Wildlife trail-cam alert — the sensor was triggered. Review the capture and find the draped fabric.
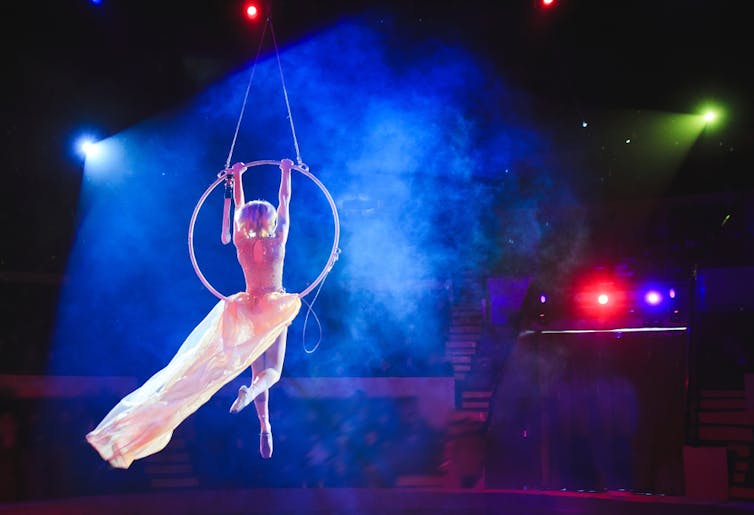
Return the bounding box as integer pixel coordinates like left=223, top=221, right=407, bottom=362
left=86, top=291, right=301, bottom=469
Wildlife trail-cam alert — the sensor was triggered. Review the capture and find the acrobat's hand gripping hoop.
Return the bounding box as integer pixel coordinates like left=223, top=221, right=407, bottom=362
left=188, top=159, right=340, bottom=301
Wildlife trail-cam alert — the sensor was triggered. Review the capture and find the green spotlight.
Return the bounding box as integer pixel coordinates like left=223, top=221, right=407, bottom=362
left=696, top=101, right=724, bottom=128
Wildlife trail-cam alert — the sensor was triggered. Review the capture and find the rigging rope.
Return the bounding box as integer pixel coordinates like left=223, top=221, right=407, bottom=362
left=269, top=18, right=304, bottom=167
left=210, top=15, right=336, bottom=353
left=224, top=17, right=270, bottom=170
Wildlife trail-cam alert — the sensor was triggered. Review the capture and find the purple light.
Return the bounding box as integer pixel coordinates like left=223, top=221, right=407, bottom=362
left=669, top=288, right=676, bottom=299
left=540, top=294, right=547, bottom=304
left=645, top=291, right=662, bottom=305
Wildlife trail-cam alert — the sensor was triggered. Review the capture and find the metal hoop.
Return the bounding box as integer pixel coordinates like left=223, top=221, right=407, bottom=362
left=188, top=159, right=340, bottom=301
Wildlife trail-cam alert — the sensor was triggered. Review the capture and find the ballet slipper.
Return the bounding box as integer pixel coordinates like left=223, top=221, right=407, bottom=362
left=260, top=431, right=273, bottom=458
left=229, top=385, right=250, bottom=413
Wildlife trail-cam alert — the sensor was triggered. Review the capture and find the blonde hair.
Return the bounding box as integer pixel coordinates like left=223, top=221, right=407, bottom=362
left=235, top=200, right=277, bottom=237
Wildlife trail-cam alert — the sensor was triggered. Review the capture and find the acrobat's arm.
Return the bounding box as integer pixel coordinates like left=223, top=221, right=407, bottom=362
left=230, top=162, right=248, bottom=208
left=277, top=159, right=293, bottom=243
left=229, top=162, right=248, bottom=245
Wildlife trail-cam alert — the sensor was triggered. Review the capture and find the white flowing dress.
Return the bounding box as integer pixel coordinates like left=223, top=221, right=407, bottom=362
left=87, top=233, right=299, bottom=469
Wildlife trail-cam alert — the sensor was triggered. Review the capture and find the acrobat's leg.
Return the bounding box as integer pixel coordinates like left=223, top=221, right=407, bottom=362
left=229, top=330, right=287, bottom=458
left=250, top=356, right=270, bottom=429
left=250, top=354, right=274, bottom=458
left=229, top=329, right=288, bottom=413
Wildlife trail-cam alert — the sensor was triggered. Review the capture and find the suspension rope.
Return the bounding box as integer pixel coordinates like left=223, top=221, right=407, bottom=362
left=269, top=17, right=303, bottom=167
left=212, top=15, right=334, bottom=353
left=224, top=17, right=270, bottom=170
left=301, top=246, right=340, bottom=354
left=300, top=295, right=323, bottom=354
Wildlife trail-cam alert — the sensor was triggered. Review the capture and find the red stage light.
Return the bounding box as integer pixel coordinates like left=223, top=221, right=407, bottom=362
left=573, top=274, right=628, bottom=320
left=542, top=0, right=556, bottom=7
left=245, top=3, right=259, bottom=19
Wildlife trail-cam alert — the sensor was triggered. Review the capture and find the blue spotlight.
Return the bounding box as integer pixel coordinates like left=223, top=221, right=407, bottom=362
left=76, top=136, right=100, bottom=159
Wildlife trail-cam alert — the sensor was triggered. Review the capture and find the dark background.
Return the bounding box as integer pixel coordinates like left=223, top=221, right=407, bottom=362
left=1, top=0, right=753, bottom=370
left=2, top=0, right=753, bottom=277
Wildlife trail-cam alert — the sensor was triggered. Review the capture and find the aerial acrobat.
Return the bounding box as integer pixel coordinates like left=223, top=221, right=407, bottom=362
left=86, top=159, right=295, bottom=467
left=86, top=157, right=340, bottom=468
left=86, top=13, right=339, bottom=469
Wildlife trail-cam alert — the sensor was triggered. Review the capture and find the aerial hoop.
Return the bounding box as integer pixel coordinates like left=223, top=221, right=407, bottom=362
left=188, top=159, right=340, bottom=301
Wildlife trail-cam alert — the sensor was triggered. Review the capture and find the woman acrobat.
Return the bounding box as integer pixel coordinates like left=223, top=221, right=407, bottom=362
left=86, top=159, right=300, bottom=468
left=227, top=158, right=294, bottom=459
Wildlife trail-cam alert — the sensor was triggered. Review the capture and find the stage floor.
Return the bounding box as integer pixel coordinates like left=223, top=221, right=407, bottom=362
left=2, top=488, right=753, bottom=515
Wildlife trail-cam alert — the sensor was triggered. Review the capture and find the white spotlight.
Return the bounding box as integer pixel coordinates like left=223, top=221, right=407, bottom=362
left=77, top=137, right=100, bottom=159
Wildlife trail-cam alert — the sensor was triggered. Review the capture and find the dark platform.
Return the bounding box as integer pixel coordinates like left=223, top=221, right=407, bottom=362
left=2, top=489, right=753, bottom=515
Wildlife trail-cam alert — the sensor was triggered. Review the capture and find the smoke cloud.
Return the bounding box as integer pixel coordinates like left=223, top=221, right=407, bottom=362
left=51, top=14, right=582, bottom=377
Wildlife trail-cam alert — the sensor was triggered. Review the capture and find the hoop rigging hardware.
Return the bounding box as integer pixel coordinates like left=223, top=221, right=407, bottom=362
left=188, top=160, right=340, bottom=301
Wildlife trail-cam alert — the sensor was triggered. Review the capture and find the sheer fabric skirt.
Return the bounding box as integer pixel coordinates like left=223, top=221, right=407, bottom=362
left=86, top=291, right=301, bottom=469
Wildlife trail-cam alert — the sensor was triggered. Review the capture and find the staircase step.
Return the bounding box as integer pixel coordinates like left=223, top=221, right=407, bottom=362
left=450, top=410, right=487, bottom=423
left=452, top=312, right=482, bottom=320
left=447, top=330, right=478, bottom=339
left=145, top=464, right=194, bottom=475
left=450, top=309, right=484, bottom=325
left=730, top=486, right=754, bottom=500
left=451, top=314, right=482, bottom=322
left=698, top=426, right=754, bottom=442
left=150, top=477, right=200, bottom=489
left=447, top=424, right=486, bottom=437
left=453, top=302, right=483, bottom=310
left=446, top=340, right=477, bottom=348
left=447, top=421, right=487, bottom=435
left=702, top=390, right=745, bottom=399
left=449, top=326, right=482, bottom=335
left=448, top=355, right=472, bottom=364
left=698, top=411, right=754, bottom=426
left=146, top=451, right=191, bottom=464
left=453, top=315, right=483, bottom=324
left=450, top=409, right=479, bottom=422
left=462, top=401, right=490, bottom=410
left=463, top=391, right=493, bottom=399
left=447, top=347, right=477, bottom=356
left=729, top=444, right=752, bottom=458
left=453, top=364, right=472, bottom=372
left=694, top=392, right=753, bottom=495
left=454, top=373, right=467, bottom=381
left=700, top=398, right=748, bottom=411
